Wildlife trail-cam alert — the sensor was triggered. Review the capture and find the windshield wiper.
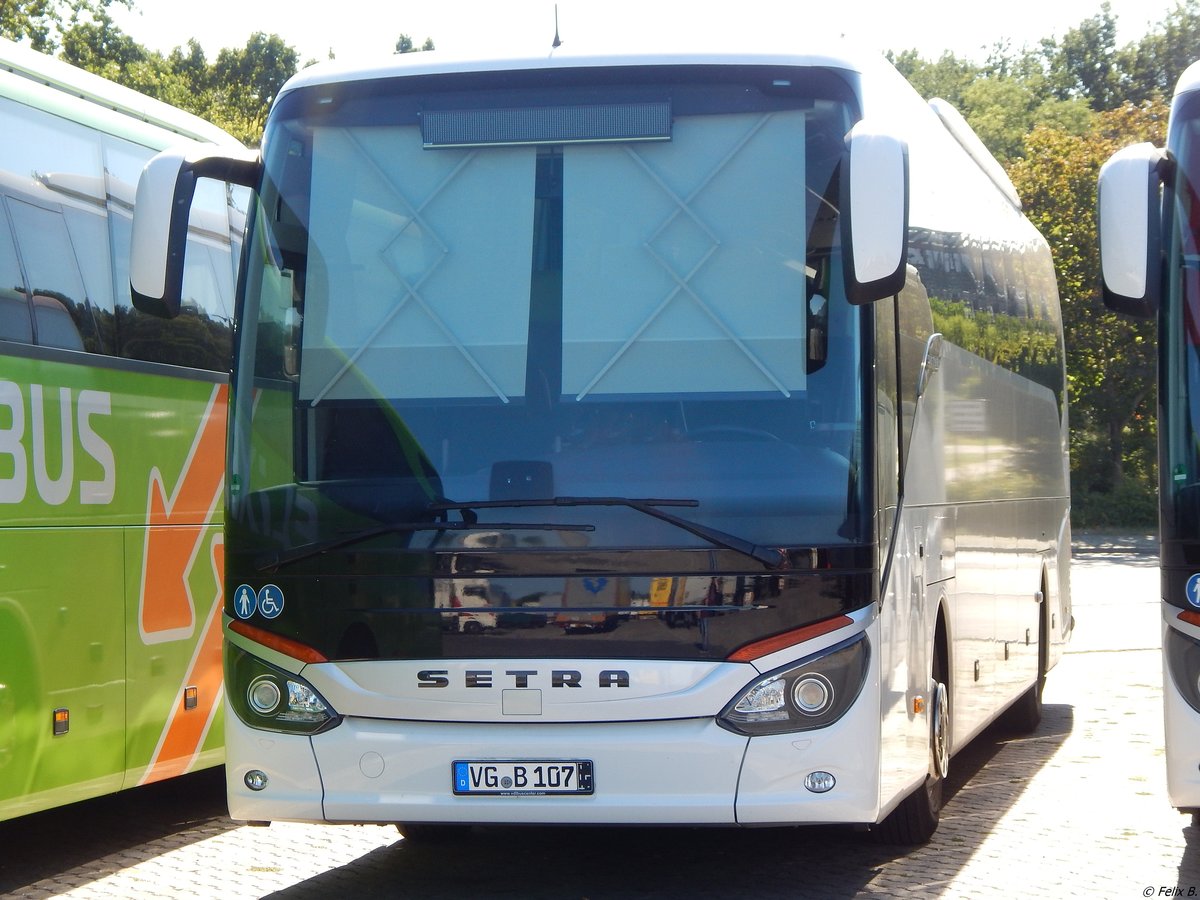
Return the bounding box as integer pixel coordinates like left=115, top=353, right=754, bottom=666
left=256, top=518, right=594, bottom=572
left=429, top=496, right=787, bottom=569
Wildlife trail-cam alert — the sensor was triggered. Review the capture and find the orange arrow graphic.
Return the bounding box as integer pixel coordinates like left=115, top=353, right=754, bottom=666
left=139, top=535, right=225, bottom=785
left=139, top=384, right=228, bottom=643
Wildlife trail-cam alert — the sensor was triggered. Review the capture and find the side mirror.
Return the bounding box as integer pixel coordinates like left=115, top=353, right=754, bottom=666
left=841, top=121, right=909, bottom=304
left=1097, top=142, right=1165, bottom=318
left=130, top=146, right=260, bottom=318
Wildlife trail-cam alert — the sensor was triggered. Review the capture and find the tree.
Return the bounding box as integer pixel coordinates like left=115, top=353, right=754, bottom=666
left=396, top=34, right=434, bottom=53
left=1, top=0, right=129, bottom=53
left=1043, top=3, right=1124, bottom=110
left=1007, top=101, right=1168, bottom=514
left=1124, top=0, right=1200, bottom=103
left=63, top=23, right=300, bottom=145
left=962, top=78, right=1041, bottom=162
left=888, top=49, right=981, bottom=109
left=208, top=33, right=298, bottom=142
left=59, top=7, right=147, bottom=78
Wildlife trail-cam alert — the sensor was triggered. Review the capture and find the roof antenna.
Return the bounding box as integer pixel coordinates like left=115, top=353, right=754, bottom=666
left=552, top=5, right=562, bottom=48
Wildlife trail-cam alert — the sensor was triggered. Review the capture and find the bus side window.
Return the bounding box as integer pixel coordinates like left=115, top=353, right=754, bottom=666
left=7, top=198, right=91, bottom=352
left=0, top=200, right=32, bottom=343
left=62, top=206, right=115, bottom=354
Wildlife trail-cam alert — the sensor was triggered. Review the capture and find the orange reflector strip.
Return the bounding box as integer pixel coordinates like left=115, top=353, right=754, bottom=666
left=229, top=619, right=328, bottom=664
left=726, top=614, right=854, bottom=663
left=1179, top=610, right=1200, bottom=629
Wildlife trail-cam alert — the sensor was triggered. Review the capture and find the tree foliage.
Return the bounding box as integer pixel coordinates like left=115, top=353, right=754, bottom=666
left=396, top=34, right=435, bottom=53
left=892, top=2, right=1200, bottom=525
left=0, top=0, right=130, bottom=52
left=4, top=1, right=298, bottom=144
left=1009, top=103, right=1167, bottom=508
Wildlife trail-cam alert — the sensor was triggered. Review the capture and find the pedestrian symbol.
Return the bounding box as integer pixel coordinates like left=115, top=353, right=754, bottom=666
left=1187, top=574, right=1200, bottom=609
left=257, top=584, right=285, bottom=619
left=234, top=584, right=257, bottom=620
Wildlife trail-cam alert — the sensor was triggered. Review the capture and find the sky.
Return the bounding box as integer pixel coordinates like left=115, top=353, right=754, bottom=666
left=109, top=0, right=1188, bottom=66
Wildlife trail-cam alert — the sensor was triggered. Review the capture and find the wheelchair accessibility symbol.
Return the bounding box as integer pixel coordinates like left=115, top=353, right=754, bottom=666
left=233, top=583, right=285, bottom=620
left=257, top=584, right=285, bottom=619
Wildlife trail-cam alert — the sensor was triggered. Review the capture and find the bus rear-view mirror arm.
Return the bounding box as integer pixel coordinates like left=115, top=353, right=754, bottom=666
left=130, top=146, right=261, bottom=318
left=1098, top=141, right=1168, bottom=318
left=841, top=120, right=909, bottom=305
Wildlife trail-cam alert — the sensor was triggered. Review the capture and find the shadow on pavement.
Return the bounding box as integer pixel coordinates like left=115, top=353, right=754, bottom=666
left=268, top=705, right=1074, bottom=900
left=1179, top=816, right=1200, bottom=886
left=0, top=766, right=234, bottom=895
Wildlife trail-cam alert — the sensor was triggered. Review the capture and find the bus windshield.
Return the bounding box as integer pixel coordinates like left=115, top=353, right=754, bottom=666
left=233, top=69, right=866, bottom=553
left=1165, top=90, right=1200, bottom=538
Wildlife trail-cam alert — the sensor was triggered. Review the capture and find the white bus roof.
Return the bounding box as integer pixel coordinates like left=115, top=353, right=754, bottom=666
left=0, top=37, right=239, bottom=147
left=1178, top=59, right=1200, bottom=98
left=277, top=31, right=871, bottom=102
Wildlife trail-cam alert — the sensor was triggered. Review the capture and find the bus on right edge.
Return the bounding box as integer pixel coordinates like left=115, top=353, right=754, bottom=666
left=1099, top=59, right=1200, bottom=817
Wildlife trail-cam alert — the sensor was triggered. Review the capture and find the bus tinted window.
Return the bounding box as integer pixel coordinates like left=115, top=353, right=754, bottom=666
left=0, top=203, right=32, bottom=343
left=7, top=198, right=92, bottom=351
left=0, top=92, right=236, bottom=370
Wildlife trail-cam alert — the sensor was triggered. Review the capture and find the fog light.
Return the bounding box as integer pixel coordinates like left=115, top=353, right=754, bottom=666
left=804, top=771, right=836, bottom=793
left=244, top=769, right=270, bottom=791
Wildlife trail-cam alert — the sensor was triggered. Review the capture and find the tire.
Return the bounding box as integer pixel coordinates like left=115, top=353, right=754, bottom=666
left=873, top=670, right=949, bottom=845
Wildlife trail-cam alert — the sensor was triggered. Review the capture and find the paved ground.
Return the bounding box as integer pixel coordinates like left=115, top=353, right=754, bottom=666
left=0, top=531, right=1194, bottom=899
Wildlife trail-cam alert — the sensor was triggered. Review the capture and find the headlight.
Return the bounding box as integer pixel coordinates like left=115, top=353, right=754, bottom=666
left=247, top=675, right=282, bottom=714
left=718, top=633, right=869, bottom=736
left=226, top=642, right=341, bottom=735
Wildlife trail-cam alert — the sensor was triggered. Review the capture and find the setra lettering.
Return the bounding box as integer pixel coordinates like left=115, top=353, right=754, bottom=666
left=416, top=668, right=630, bottom=688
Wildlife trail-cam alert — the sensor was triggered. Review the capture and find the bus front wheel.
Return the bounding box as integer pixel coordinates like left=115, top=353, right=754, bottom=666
left=873, top=666, right=949, bottom=845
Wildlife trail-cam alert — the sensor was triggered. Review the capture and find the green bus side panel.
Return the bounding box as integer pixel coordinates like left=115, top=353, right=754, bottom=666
left=0, top=354, right=226, bottom=821
left=0, top=528, right=125, bottom=819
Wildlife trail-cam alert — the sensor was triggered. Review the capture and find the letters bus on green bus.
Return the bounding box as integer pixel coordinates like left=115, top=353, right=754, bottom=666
left=0, top=39, right=243, bottom=821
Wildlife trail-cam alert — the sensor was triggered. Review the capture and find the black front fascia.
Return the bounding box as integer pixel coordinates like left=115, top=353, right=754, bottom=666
left=225, top=543, right=874, bottom=662
left=1162, top=541, right=1200, bottom=611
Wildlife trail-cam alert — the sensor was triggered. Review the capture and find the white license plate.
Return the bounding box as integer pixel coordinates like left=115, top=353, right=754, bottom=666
left=453, top=760, right=594, bottom=796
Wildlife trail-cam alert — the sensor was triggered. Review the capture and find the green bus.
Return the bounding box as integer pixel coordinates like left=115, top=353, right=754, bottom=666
left=0, top=39, right=242, bottom=821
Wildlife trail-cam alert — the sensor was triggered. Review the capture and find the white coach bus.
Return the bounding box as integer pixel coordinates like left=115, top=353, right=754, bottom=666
left=1099, top=60, right=1200, bottom=818
left=130, top=33, right=1072, bottom=843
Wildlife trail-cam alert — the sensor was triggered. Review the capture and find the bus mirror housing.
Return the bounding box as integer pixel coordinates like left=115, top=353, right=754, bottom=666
left=130, top=146, right=260, bottom=318
left=841, top=121, right=909, bottom=304
left=1098, top=142, right=1165, bottom=318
